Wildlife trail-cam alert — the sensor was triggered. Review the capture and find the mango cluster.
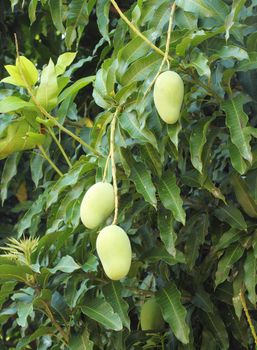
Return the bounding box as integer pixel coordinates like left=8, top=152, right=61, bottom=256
left=80, top=182, right=132, bottom=280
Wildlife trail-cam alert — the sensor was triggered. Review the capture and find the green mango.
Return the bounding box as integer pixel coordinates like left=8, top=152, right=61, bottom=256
left=153, top=70, right=184, bottom=124
left=0, top=119, right=44, bottom=159
left=96, top=225, right=132, bottom=280
left=140, top=297, right=164, bottom=331
left=80, top=182, right=115, bottom=229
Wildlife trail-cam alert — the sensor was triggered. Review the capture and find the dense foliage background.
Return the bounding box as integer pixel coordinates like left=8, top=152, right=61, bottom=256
left=0, top=0, right=257, bottom=348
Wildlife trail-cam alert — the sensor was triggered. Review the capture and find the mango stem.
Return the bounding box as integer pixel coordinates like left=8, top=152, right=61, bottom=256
left=110, top=107, right=120, bottom=225
left=240, top=289, right=257, bottom=345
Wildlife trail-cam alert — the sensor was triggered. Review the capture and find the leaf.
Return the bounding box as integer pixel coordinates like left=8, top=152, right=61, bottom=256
left=49, top=255, right=80, bottom=273
left=17, top=302, right=34, bottom=327
left=126, top=156, right=157, bottom=208
left=185, top=214, right=209, bottom=270
left=184, top=51, right=211, bottom=78
left=237, top=52, right=257, bottom=71
left=28, top=0, right=38, bottom=24
left=103, top=282, right=130, bottom=330
left=158, top=210, right=177, bottom=256
left=81, top=297, right=123, bottom=331
left=1, top=152, right=21, bottom=204
left=96, top=0, right=110, bottom=44
left=200, top=309, right=229, bottom=349
left=156, top=282, right=190, bottom=344
left=16, top=326, right=55, bottom=350
left=244, top=249, right=256, bottom=305
left=175, top=0, right=229, bottom=21
left=228, top=141, right=247, bottom=175
left=121, top=52, right=162, bottom=86
left=210, top=45, right=249, bottom=62
left=55, top=52, right=77, bottom=76
left=69, top=328, right=94, bottom=350
left=215, top=243, right=244, bottom=287
left=143, top=247, right=185, bottom=265
left=49, top=0, right=65, bottom=33
left=58, top=76, right=95, bottom=103
left=119, top=111, right=158, bottom=149
left=157, top=171, right=186, bottom=225
left=0, top=96, right=35, bottom=113
left=222, top=95, right=252, bottom=162
left=214, top=204, right=247, bottom=230
left=167, top=122, right=181, bottom=151
left=30, top=151, right=44, bottom=187
left=190, top=117, right=215, bottom=173
left=0, top=265, right=32, bottom=283
left=36, top=59, right=58, bottom=111
left=192, top=289, right=214, bottom=314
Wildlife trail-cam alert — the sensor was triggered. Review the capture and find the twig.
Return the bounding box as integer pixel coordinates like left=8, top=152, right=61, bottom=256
left=47, top=126, right=72, bottom=168
left=240, top=290, right=257, bottom=346
left=110, top=0, right=171, bottom=60
left=14, top=34, right=99, bottom=157
left=144, top=3, right=176, bottom=97
left=102, top=151, right=111, bottom=182
left=38, top=145, right=64, bottom=177
left=111, top=108, right=120, bottom=225
left=40, top=300, right=69, bottom=344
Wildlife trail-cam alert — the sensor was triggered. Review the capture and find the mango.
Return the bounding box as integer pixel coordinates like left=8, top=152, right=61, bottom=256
left=80, top=182, right=115, bottom=229
left=96, top=225, right=132, bottom=280
left=153, top=70, right=184, bottom=124
left=140, top=297, right=164, bottom=331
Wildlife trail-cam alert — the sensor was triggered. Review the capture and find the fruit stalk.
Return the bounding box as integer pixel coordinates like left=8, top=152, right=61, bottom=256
left=240, top=290, right=257, bottom=345
left=110, top=108, right=120, bottom=225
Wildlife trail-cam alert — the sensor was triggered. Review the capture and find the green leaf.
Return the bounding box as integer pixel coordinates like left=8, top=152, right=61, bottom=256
left=28, top=0, right=38, bottom=24
left=96, top=0, right=110, bottom=44
left=1, top=152, right=21, bottom=204
left=157, top=171, right=186, bottom=225
left=143, top=247, right=185, bottom=265
left=55, top=52, right=77, bottom=76
left=228, top=141, right=248, bottom=175
left=184, top=51, right=211, bottom=78
left=237, top=52, right=257, bottom=71
left=58, top=76, right=95, bottom=103
left=244, top=249, right=256, bottom=305
left=200, top=310, right=229, bottom=349
left=192, top=289, right=214, bottom=314
left=81, top=297, right=123, bottom=331
left=156, top=282, right=190, bottom=344
left=16, top=326, right=55, bottom=350
left=121, top=52, right=161, bottom=86
left=0, top=96, right=35, bottom=113
left=30, top=152, right=44, bottom=187
left=49, top=255, right=80, bottom=273
left=210, top=45, right=249, bottom=62
left=175, top=0, right=229, bottom=21
left=49, top=0, right=65, bottom=33
left=126, top=156, right=157, bottom=208
left=119, top=111, right=158, bottom=149
left=167, top=122, right=181, bottom=150
left=185, top=214, right=209, bottom=270
left=222, top=95, right=252, bottom=162
left=103, top=282, right=130, bottom=330
left=158, top=210, right=177, bottom=256
left=0, top=265, right=32, bottom=282
left=190, top=117, right=215, bottom=173
left=215, top=243, right=244, bottom=287
left=214, top=204, right=247, bottom=230
left=36, top=59, right=58, bottom=111
left=69, top=328, right=94, bottom=350
left=17, top=302, right=34, bottom=327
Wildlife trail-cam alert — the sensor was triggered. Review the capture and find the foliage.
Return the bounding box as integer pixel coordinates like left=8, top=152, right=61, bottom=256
left=0, top=0, right=257, bottom=349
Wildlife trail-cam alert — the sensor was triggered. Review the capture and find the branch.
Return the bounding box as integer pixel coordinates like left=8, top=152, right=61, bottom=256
left=240, top=290, right=257, bottom=346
